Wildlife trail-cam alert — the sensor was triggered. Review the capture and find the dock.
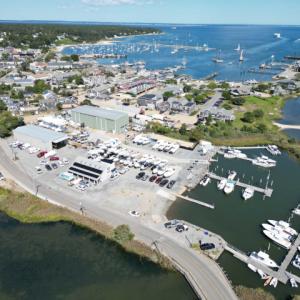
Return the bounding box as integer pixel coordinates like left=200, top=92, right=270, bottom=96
left=225, top=232, right=300, bottom=285
left=202, top=72, right=219, bottom=80
left=207, top=172, right=273, bottom=197
left=284, top=55, right=300, bottom=60
left=175, top=193, right=215, bottom=209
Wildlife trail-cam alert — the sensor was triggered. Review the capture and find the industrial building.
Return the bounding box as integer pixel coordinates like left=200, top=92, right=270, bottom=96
left=13, top=125, right=69, bottom=151
left=68, top=156, right=115, bottom=184
left=71, top=105, right=129, bottom=133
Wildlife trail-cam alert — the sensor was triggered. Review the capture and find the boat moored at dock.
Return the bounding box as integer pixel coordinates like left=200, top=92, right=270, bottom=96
left=249, top=251, right=278, bottom=268
left=268, top=220, right=298, bottom=236
left=262, top=230, right=292, bottom=249
left=242, top=187, right=254, bottom=200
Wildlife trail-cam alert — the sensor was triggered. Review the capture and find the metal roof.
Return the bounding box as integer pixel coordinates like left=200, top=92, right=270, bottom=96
left=72, top=105, right=128, bottom=121
left=13, top=125, right=68, bottom=143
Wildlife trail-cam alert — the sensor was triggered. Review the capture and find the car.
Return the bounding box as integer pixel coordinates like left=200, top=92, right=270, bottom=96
left=167, top=180, right=176, bottom=189
left=155, top=177, right=163, bottom=184
left=40, top=160, right=47, bottom=165
left=45, top=164, right=52, bottom=171
left=200, top=243, right=215, bottom=251
left=164, top=219, right=180, bottom=229
left=175, top=224, right=189, bottom=232
left=0, top=172, right=4, bottom=181
left=37, top=151, right=47, bottom=158
left=62, top=158, right=69, bottom=165
left=149, top=175, right=157, bottom=182
left=141, top=174, right=149, bottom=181
left=50, top=156, right=59, bottom=161
left=51, top=163, right=58, bottom=169
left=35, top=166, right=43, bottom=174
left=128, top=210, right=140, bottom=217
left=159, top=179, right=169, bottom=187
left=136, top=172, right=145, bottom=180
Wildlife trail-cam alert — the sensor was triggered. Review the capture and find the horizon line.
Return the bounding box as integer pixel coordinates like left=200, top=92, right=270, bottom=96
left=0, top=19, right=299, bottom=27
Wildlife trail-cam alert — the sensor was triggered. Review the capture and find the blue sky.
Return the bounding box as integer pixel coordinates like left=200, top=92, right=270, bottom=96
left=1, top=0, right=300, bottom=25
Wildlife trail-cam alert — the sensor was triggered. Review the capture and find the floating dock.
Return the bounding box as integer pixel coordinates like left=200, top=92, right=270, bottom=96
left=207, top=172, right=273, bottom=197
left=175, top=193, right=215, bottom=209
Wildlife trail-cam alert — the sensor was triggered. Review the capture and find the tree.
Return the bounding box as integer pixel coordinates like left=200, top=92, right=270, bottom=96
left=0, top=100, right=7, bottom=113
left=179, top=123, right=187, bottom=135
left=80, top=99, right=92, bottom=106
left=256, top=123, right=267, bottom=133
left=1, top=53, right=9, bottom=61
left=113, top=225, right=134, bottom=244
left=70, top=54, right=79, bottom=62
left=220, top=82, right=230, bottom=89
left=183, top=84, right=192, bottom=93
left=61, top=55, right=72, bottom=62
left=253, top=109, right=264, bottom=119
left=222, top=90, right=232, bottom=100
left=163, top=91, right=174, bottom=101
left=231, top=97, right=245, bottom=106
left=56, top=103, right=63, bottom=111
left=45, top=51, right=55, bottom=62
left=29, top=80, right=50, bottom=94
left=242, top=112, right=255, bottom=123
left=207, top=82, right=217, bottom=90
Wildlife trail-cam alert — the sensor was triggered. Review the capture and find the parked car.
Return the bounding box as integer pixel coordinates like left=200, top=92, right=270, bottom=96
left=136, top=172, right=145, bottom=180
left=167, top=180, right=176, bottom=189
left=200, top=243, right=215, bottom=251
left=62, top=158, right=69, bottom=165
left=45, top=164, right=52, bottom=171
left=164, top=219, right=180, bottom=229
left=159, top=179, right=169, bottom=187
left=149, top=175, right=157, bottom=182
left=50, top=156, right=59, bottom=161
left=175, top=224, right=189, bottom=232
left=0, top=172, right=4, bottom=181
left=51, top=163, right=58, bottom=169
left=128, top=210, right=140, bottom=217
left=141, top=174, right=149, bottom=181
left=37, top=151, right=47, bottom=158
left=35, top=166, right=43, bottom=174
left=155, top=177, right=163, bottom=184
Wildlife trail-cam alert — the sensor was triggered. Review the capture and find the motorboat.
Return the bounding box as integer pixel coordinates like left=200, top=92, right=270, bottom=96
left=268, top=220, right=298, bottom=236
left=274, top=33, right=281, bottom=39
left=234, top=44, right=241, bottom=52
left=269, top=277, right=278, bottom=288
left=217, top=179, right=227, bottom=190
left=252, top=156, right=276, bottom=168
left=293, top=208, right=300, bottom=216
left=257, top=269, right=268, bottom=280
left=262, top=223, right=292, bottom=241
left=262, top=230, right=291, bottom=249
left=227, top=171, right=237, bottom=180
left=239, top=50, right=244, bottom=62
left=292, top=259, right=300, bottom=269
left=200, top=175, right=211, bottom=187
left=290, top=278, right=298, bottom=288
left=264, top=276, right=272, bottom=286
left=266, top=145, right=281, bottom=156
left=242, top=187, right=254, bottom=200
left=224, top=181, right=235, bottom=194
left=249, top=251, right=278, bottom=268
left=247, top=264, right=257, bottom=273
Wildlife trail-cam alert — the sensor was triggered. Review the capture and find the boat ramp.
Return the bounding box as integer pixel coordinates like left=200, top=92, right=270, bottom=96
left=207, top=172, right=273, bottom=197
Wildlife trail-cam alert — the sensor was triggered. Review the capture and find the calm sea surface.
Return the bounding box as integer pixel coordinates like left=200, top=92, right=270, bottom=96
left=64, top=24, right=300, bottom=81
left=0, top=213, right=195, bottom=300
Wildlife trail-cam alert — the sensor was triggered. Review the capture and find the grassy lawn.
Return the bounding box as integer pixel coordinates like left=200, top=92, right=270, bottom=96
left=55, top=38, right=76, bottom=46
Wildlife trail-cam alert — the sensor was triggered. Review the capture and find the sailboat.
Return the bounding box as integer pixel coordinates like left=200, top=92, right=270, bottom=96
left=239, top=50, right=244, bottom=62
left=212, top=50, right=224, bottom=63
left=234, top=44, right=241, bottom=52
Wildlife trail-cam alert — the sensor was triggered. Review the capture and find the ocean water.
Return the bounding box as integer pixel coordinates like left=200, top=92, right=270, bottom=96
left=281, top=97, right=300, bottom=140
left=64, top=24, right=300, bottom=81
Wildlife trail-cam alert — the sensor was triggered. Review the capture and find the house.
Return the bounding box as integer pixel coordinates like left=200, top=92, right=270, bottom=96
left=168, top=98, right=196, bottom=114
left=137, top=93, right=163, bottom=109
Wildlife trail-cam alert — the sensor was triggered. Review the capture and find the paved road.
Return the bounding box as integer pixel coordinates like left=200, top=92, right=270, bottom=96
left=274, top=122, right=300, bottom=130
left=0, top=146, right=238, bottom=300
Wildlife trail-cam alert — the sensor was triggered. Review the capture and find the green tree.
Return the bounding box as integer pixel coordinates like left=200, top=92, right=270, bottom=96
left=222, top=90, right=232, bottom=100
left=1, top=53, right=9, bottom=61
left=231, top=97, right=245, bottom=106
left=70, top=54, right=79, bottom=62
left=179, top=123, right=187, bottom=135
left=61, top=55, right=72, bottom=62
left=207, top=82, right=217, bottom=90
left=0, top=100, right=7, bottom=113
left=113, top=225, right=134, bottom=244
left=220, top=82, right=230, bottom=89
left=56, top=103, right=63, bottom=111
left=242, top=112, right=255, bottom=123
left=45, top=51, right=55, bottom=62
left=183, top=84, right=192, bottom=93
left=163, top=91, right=174, bottom=101
left=253, top=109, right=264, bottom=119
left=80, top=99, right=92, bottom=106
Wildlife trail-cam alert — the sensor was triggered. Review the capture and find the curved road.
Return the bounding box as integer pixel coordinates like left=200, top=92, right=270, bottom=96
left=0, top=146, right=238, bottom=300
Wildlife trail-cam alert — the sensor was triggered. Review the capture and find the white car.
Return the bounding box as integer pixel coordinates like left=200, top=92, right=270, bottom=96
left=0, top=172, right=4, bottom=181
left=62, top=158, right=69, bottom=165
left=35, top=166, right=43, bottom=174
left=129, top=210, right=140, bottom=217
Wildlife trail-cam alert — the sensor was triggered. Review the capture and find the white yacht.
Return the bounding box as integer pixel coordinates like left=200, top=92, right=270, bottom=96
left=268, top=220, right=298, bottom=236
left=262, top=230, right=291, bottom=249
left=290, top=278, right=298, bottom=288
left=217, top=178, right=227, bottom=190
left=274, top=33, right=281, bottom=39
left=239, top=50, right=244, bottom=62
left=227, top=171, right=237, bottom=180
left=242, top=187, right=254, bottom=200
left=200, top=175, right=211, bottom=187
left=292, top=259, right=300, bottom=269
left=266, top=145, right=281, bottom=156
left=234, top=44, right=241, bottom=52
left=262, top=223, right=292, bottom=241
left=224, top=181, right=235, bottom=194
left=252, top=156, right=276, bottom=168
left=249, top=251, right=278, bottom=268
left=293, top=208, right=300, bottom=216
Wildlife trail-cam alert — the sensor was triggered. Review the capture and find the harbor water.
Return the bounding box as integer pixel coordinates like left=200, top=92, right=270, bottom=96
left=281, top=97, right=300, bottom=141
left=168, top=149, right=300, bottom=299
left=0, top=213, right=196, bottom=300
left=64, top=24, right=300, bottom=81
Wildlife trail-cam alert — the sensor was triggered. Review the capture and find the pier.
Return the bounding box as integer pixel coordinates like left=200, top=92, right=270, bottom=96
left=225, top=232, right=300, bottom=285
left=202, top=72, right=219, bottom=80
left=284, top=55, right=300, bottom=60
left=207, top=172, right=273, bottom=197
left=175, top=193, right=215, bottom=209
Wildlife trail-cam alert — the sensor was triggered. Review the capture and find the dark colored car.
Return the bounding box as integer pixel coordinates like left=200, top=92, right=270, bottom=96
left=51, top=163, right=58, bottom=169
left=141, top=174, right=149, bottom=181
left=155, top=177, right=163, bottom=184
left=136, top=172, right=145, bottom=180
left=37, top=151, right=47, bottom=158
left=45, top=164, right=52, bottom=171
left=200, top=243, right=215, bottom=251
left=159, top=179, right=169, bottom=187
left=50, top=156, right=59, bottom=161
left=167, top=180, right=176, bottom=189
left=164, top=219, right=180, bottom=229
left=149, top=175, right=157, bottom=182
